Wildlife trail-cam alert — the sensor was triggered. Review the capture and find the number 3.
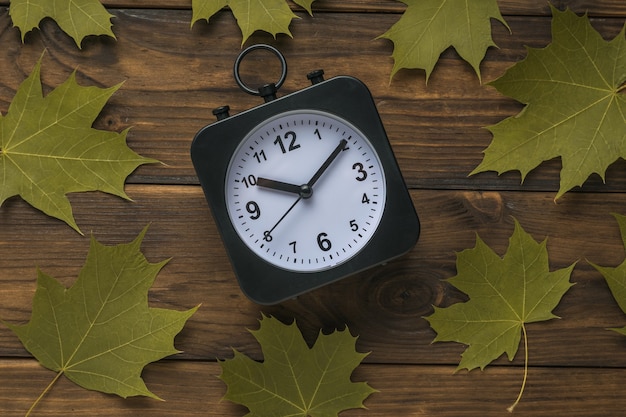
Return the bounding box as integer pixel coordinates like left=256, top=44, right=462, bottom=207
left=352, top=162, right=368, bottom=181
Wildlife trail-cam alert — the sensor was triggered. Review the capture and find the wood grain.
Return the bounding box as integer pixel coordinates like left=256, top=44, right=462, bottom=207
left=2, top=187, right=626, bottom=368
left=2, top=1, right=625, bottom=16
left=1, top=8, right=625, bottom=193
left=2, top=359, right=626, bottom=416
left=1, top=3, right=626, bottom=416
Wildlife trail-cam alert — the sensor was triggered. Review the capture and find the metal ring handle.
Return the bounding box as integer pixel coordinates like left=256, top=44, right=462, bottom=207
left=233, top=44, right=288, bottom=96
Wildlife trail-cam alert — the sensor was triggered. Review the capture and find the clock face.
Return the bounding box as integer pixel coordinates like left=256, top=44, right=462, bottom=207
left=225, top=109, right=387, bottom=272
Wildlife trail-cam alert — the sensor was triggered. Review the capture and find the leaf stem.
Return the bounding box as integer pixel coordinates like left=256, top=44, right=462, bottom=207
left=507, top=324, right=528, bottom=413
left=25, top=370, right=64, bottom=417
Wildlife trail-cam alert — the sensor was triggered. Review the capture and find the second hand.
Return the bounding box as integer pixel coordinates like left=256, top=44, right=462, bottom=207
left=263, top=196, right=302, bottom=242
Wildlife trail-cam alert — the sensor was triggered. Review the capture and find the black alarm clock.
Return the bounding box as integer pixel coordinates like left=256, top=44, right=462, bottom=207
left=191, top=44, right=419, bottom=304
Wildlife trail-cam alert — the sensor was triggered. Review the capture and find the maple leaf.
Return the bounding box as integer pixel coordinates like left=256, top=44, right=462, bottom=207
left=191, top=0, right=316, bottom=45
left=9, top=0, right=115, bottom=48
left=3, top=226, right=199, bottom=416
left=591, top=213, right=626, bottom=336
left=0, top=56, right=157, bottom=234
left=219, top=314, right=376, bottom=417
left=425, top=218, right=575, bottom=411
left=471, top=6, right=626, bottom=199
left=378, top=0, right=509, bottom=82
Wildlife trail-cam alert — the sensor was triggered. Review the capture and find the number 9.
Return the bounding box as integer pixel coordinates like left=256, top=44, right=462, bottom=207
left=246, top=201, right=261, bottom=219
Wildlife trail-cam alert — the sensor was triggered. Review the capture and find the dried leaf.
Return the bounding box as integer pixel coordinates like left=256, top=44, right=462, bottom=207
left=9, top=0, right=115, bottom=47
left=219, top=315, right=376, bottom=416
left=591, top=213, right=626, bottom=336
left=0, top=57, right=157, bottom=234
left=4, top=226, right=199, bottom=415
left=426, top=218, right=575, bottom=411
left=378, top=0, right=508, bottom=82
left=191, top=0, right=316, bottom=45
left=472, top=6, right=626, bottom=199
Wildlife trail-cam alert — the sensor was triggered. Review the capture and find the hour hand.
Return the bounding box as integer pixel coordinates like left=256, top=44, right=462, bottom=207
left=256, top=177, right=302, bottom=194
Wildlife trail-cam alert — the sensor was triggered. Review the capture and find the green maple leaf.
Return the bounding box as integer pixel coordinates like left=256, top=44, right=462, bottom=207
left=3, top=226, right=199, bottom=416
left=425, top=218, right=575, bottom=411
left=0, top=57, right=157, bottom=234
left=378, top=0, right=509, bottom=82
left=9, top=0, right=115, bottom=48
left=591, top=213, right=626, bottom=336
left=219, top=314, right=376, bottom=417
left=191, top=0, right=316, bottom=45
left=472, top=6, right=626, bottom=200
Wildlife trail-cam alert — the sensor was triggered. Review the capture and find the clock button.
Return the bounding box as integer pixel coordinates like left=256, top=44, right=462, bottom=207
left=258, top=83, right=278, bottom=102
left=307, top=69, right=325, bottom=85
left=212, top=106, right=230, bottom=121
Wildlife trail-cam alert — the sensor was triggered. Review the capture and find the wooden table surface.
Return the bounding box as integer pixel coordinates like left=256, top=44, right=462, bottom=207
left=1, top=1, right=626, bottom=415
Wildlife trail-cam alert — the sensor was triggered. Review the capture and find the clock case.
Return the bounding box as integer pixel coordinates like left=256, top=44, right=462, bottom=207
left=191, top=74, right=420, bottom=305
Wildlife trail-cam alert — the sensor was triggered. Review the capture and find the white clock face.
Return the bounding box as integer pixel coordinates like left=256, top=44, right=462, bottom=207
left=225, top=110, right=386, bottom=272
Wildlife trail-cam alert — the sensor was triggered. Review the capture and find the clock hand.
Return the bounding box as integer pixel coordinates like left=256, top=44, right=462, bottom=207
left=257, top=178, right=313, bottom=199
left=307, top=139, right=348, bottom=187
left=256, top=177, right=302, bottom=195
left=263, top=196, right=302, bottom=242
left=262, top=139, right=348, bottom=241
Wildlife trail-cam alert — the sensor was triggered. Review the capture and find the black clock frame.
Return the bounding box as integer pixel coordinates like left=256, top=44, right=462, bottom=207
left=191, top=75, right=420, bottom=304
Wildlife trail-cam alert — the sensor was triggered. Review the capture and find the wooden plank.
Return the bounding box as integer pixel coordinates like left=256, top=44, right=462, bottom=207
left=3, top=186, right=626, bottom=368
left=1, top=9, right=624, bottom=193
left=1, top=3, right=626, bottom=416
left=100, top=0, right=626, bottom=16
left=2, top=358, right=626, bottom=416
left=1, top=1, right=624, bottom=16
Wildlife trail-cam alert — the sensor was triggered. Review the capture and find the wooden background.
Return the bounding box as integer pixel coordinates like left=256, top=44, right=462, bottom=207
left=1, top=1, right=626, bottom=415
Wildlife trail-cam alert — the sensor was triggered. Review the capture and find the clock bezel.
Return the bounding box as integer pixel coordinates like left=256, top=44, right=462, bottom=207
left=191, top=75, right=420, bottom=304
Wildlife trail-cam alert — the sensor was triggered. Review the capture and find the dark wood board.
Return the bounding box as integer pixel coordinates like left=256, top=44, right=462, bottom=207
left=2, top=359, right=626, bottom=416
left=1, top=1, right=625, bottom=16
left=1, top=2, right=626, bottom=416
left=108, top=0, right=626, bottom=16
left=3, top=187, right=626, bottom=368
left=1, top=8, right=624, bottom=192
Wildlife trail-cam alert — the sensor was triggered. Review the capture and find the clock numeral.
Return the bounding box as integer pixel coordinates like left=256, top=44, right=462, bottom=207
left=274, top=131, right=300, bottom=153
left=361, top=193, right=371, bottom=204
left=253, top=150, right=266, bottom=163
left=349, top=219, right=359, bottom=231
left=317, top=232, right=332, bottom=252
left=263, top=231, right=273, bottom=242
left=352, top=162, right=368, bottom=181
left=241, top=174, right=257, bottom=188
left=289, top=241, right=297, bottom=254
left=246, top=201, right=261, bottom=220
left=314, top=128, right=322, bottom=140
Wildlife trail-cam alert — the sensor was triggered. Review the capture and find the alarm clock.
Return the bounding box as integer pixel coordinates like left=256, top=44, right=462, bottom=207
left=191, top=44, right=419, bottom=304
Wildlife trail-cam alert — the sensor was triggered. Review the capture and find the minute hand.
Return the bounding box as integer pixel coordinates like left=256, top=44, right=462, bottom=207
left=307, top=139, right=348, bottom=187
